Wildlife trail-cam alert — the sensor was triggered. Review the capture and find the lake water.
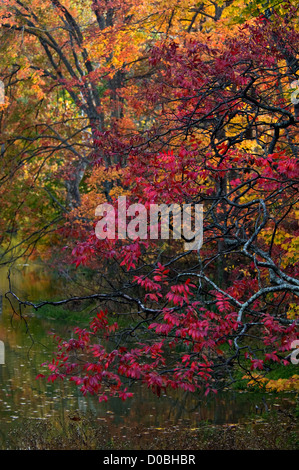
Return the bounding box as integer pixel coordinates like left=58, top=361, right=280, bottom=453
left=0, top=263, right=296, bottom=448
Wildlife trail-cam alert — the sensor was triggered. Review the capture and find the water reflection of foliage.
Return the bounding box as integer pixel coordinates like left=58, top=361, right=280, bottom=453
left=6, top=407, right=299, bottom=450
left=0, top=264, right=298, bottom=450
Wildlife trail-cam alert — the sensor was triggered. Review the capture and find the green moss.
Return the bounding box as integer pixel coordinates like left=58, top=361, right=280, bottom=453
left=34, top=302, right=94, bottom=326
left=265, top=363, right=299, bottom=380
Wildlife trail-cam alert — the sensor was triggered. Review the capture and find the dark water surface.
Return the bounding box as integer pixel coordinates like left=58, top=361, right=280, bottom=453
left=0, top=264, right=296, bottom=448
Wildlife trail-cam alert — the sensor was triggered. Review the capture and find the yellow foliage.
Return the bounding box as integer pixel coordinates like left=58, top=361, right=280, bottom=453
left=286, top=303, right=299, bottom=320
left=242, top=373, right=299, bottom=392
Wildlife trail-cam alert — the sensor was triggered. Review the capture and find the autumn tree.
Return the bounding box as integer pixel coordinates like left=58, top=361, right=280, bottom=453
left=0, top=0, right=225, bottom=263
left=5, top=5, right=297, bottom=401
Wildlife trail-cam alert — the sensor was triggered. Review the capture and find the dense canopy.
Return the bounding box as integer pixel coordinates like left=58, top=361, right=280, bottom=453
left=0, top=0, right=298, bottom=401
